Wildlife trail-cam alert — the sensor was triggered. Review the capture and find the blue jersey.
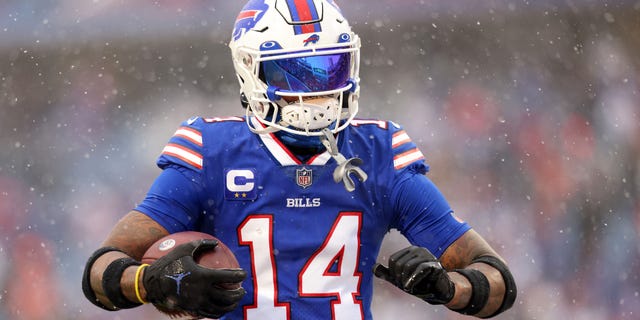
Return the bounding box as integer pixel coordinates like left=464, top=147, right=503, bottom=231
left=135, top=116, right=470, bottom=320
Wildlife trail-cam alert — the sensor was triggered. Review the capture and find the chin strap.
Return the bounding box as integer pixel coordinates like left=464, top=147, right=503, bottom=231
left=320, top=128, right=368, bottom=192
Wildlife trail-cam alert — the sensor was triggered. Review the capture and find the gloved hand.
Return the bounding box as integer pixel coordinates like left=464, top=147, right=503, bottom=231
left=373, top=246, right=454, bottom=305
left=143, top=239, right=247, bottom=318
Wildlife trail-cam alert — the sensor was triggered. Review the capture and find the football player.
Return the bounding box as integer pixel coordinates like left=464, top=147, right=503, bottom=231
left=82, top=0, right=516, bottom=319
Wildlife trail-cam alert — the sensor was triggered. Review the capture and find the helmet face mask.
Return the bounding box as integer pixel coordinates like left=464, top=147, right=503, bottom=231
left=229, top=0, right=360, bottom=137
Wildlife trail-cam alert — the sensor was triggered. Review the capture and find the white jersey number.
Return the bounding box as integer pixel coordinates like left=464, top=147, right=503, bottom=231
left=238, top=212, right=364, bottom=320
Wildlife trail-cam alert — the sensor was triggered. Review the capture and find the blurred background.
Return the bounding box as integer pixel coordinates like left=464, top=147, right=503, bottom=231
left=0, top=1, right=639, bottom=319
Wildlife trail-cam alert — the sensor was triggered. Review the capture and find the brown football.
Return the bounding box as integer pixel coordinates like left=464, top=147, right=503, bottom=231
left=142, top=231, right=240, bottom=270
left=141, top=231, right=241, bottom=319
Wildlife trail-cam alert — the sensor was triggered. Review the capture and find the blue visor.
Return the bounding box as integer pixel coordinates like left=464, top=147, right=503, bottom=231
left=260, top=53, right=351, bottom=92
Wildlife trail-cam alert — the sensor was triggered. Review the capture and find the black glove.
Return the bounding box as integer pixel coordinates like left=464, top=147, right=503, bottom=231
left=143, top=239, right=247, bottom=318
left=373, top=246, right=454, bottom=305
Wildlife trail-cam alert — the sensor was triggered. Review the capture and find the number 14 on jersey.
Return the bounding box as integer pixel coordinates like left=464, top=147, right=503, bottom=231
left=238, top=212, right=364, bottom=320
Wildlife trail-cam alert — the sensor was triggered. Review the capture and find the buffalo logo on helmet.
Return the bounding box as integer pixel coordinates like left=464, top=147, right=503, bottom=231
left=303, top=34, right=320, bottom=46
left=232, top=0, right=269, bottom=41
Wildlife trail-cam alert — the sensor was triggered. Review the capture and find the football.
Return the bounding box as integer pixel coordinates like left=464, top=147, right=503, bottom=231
left=142, top=231, right=240, bottom=271
left=141, top=231, right=241, bottom=319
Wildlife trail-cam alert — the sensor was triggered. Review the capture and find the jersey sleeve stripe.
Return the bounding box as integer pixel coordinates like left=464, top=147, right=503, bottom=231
left=392, top=130, right=406, bottom=138
left=393, top=148, right=425, bottom=170
left=203, top=116, right=244, bottom=122
left=174, top=127, right=203, bottom=146
left=351, top=119, right=388, bottom=128
left=391, top=131, right=411, bottom=148
left=162, top=143, right=203, bottom=169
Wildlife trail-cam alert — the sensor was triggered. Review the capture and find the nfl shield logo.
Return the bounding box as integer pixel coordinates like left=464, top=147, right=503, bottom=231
left=296, top=167, right=313, bottom=188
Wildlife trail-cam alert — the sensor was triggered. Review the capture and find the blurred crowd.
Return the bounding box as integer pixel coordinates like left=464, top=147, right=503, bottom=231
left=0, top=1, right=639, bottom=319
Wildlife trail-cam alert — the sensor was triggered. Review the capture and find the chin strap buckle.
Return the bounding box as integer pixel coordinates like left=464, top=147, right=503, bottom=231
left=320, top=128, right=368, bottom=192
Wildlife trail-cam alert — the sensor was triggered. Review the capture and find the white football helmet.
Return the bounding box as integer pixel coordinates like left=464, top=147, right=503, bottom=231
left=229, top=0, right=361, bottom=136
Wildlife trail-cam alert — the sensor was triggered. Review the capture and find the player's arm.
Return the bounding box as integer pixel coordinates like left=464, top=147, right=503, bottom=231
left=82, top=167, right=248, bottom=318
left=82, top=210, right=247, bottom=318
left=84, top=210, right=169, bottom=309
left=374, top=229, right=516, bottom=318
left=439, top=229, right=515, bottom=317
left=375, top=164, right=516, bottom=318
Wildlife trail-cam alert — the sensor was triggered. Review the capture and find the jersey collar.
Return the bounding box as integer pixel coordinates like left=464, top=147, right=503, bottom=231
left=251, top=117, right=332, bottom=166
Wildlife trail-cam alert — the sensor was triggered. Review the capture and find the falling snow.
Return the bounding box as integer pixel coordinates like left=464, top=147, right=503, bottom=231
left=0, top=1, right=639, bottom=319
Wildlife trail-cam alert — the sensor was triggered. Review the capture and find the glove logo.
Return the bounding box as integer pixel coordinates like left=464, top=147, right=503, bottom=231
left=165, top=272, right=191, bottom=295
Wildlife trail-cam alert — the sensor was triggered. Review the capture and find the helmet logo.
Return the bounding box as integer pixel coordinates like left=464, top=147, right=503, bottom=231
left=232, top=0, right=268, bottom=41
left=303, top=34, right=320, bottom=46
